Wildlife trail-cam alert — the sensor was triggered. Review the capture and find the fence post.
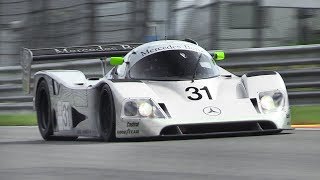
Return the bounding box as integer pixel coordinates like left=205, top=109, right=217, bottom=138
left=142, top=0, right=150, bottom=42
left=254, top=0, right=263, bottom=48
left=89, top=0, right=96, bottom=44
left=210, top=0, right=221, bottom=50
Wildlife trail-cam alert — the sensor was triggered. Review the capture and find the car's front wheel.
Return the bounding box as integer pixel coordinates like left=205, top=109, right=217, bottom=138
left=35, top=79, right=54, bottom=140
left=98, top=84, right=116, bottom=142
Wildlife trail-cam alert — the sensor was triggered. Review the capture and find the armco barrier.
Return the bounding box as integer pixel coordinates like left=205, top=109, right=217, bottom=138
left=0, top=44, right=320, bottom=111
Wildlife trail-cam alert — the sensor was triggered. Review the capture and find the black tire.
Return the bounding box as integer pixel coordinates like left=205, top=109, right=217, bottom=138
left=98, top=84, right=116, bottom=142
left=35, top=79, right=54, bottom=140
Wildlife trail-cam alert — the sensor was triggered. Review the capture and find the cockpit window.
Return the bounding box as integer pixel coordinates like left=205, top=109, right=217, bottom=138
left=128, top=50, right=219, bottom=80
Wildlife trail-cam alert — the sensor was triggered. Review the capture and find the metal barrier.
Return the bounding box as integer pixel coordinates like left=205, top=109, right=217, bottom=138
left=0, top=44, right=320, bottom=111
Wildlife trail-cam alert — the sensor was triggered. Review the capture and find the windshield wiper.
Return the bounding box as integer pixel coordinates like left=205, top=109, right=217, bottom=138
left=191, top=53, right=202, bottom=83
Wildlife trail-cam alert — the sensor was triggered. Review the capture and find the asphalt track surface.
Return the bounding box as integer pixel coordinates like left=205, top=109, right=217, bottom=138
left=0, top=127, right=319, bottom=180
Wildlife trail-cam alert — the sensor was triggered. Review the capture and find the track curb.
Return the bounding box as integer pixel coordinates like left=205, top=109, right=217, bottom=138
left=292, top=124, right=320, bottom=128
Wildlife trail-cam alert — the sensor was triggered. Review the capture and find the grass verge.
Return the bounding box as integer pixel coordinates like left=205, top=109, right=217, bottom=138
left=0, top=113, right=37, bottom=126
left=291, top=105, right=320, bottom=125
left=0, top=105, right=319, bottom=126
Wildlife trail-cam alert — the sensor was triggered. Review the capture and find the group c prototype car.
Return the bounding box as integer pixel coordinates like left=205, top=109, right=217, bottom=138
left=21, top=39, right=292, bottom=141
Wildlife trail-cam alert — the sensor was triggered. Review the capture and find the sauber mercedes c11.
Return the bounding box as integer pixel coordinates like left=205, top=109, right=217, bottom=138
left=21, top=39, right=292, bottom=141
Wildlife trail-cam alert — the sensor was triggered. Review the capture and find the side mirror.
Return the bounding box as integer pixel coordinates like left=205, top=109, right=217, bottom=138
left=110, top=57, right=124, bottom=66
left=213, top=51, right=225, bottom=61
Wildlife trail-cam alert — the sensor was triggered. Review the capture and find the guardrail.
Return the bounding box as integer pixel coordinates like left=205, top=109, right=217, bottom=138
left=0, top=44, right=320, bottom=111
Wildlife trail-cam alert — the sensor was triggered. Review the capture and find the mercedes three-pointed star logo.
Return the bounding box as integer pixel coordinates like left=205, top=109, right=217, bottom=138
left=203, top=106, right=221, bottom=116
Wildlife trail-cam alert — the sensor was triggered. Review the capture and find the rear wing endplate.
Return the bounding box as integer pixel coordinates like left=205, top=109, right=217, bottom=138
left=21, top=44, right=141, bottom=94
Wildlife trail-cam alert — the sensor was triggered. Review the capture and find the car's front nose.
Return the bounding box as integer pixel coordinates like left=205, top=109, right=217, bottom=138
left=116, top=98, right=291, bottom=138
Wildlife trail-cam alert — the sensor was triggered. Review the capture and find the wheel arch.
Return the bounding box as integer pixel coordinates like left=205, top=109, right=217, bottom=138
left=33, top=75, right=51, bottom=110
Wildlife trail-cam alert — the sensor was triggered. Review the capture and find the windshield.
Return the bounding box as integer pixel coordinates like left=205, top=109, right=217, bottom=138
left=128, top=50, right=220, bottom=80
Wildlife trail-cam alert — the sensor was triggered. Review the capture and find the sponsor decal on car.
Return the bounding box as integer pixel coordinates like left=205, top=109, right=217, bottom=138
left=117, top=129, right=139, bottom=135
left=53, top=44, right=138, bottom=54
left=127, top=122, right=139, bottom=127
left=140, top=44, right=204, bottom=56
left=117, top=122, right=140, bottom=135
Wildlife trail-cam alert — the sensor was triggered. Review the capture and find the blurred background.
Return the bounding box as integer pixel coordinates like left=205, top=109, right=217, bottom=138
left=1, top=0, right=320, bottom=66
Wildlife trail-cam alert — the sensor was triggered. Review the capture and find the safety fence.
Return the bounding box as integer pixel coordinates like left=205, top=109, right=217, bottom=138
left=2, top=0, right=320, bottom=66
left=0, top=44, right=320, bottom=111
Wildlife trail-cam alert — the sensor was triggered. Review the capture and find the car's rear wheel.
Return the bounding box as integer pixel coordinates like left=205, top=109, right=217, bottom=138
left=35, top=79, right=54, bottom=140
left=98, top=84, right=116, bottom=142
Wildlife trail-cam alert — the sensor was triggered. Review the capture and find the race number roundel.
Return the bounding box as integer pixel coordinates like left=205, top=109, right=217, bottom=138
left=57, top=102, right=72, bottom=130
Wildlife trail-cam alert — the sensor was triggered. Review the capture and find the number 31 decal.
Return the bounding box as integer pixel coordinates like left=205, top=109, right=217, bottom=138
left=185, top=86, right=213, bottom=100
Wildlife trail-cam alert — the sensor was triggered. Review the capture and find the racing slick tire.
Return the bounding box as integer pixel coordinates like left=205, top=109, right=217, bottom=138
left=35, top=79, right=54, bottom=140
left=35, top=79, right=78, bottom=141
left=98, top=84, right=116, bottom=142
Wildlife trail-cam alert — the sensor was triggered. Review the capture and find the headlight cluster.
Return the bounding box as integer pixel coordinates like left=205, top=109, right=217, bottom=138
left=259, top=90, right=285, bottom=113
left=121, top=98, right=165, bottom=119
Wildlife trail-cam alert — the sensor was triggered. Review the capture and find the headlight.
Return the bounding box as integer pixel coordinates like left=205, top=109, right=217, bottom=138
left=138, top=102, right=153, bottom=117
left=259, top=90, right=285, bottom=113
left=124, top=101, right=138, bottom=116
left=121, top=98, right=166, bottom=119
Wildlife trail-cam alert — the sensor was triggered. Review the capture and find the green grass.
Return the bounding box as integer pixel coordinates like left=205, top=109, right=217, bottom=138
left=0, top=106, right=319, bottom=126
left=291, top=105, right=320, bottom=125
left=0, top=113, right=37, bottom=126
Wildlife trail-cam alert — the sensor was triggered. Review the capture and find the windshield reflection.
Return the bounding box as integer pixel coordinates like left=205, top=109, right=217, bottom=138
left=129, top=50, right=220, bottom=81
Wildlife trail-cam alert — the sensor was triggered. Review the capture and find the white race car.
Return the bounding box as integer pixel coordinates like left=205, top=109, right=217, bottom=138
left=21, top=39, right=292, bottom=141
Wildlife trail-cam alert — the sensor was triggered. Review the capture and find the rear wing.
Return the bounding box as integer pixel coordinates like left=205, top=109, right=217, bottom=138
left=21, top=44, right=141, bottom=94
